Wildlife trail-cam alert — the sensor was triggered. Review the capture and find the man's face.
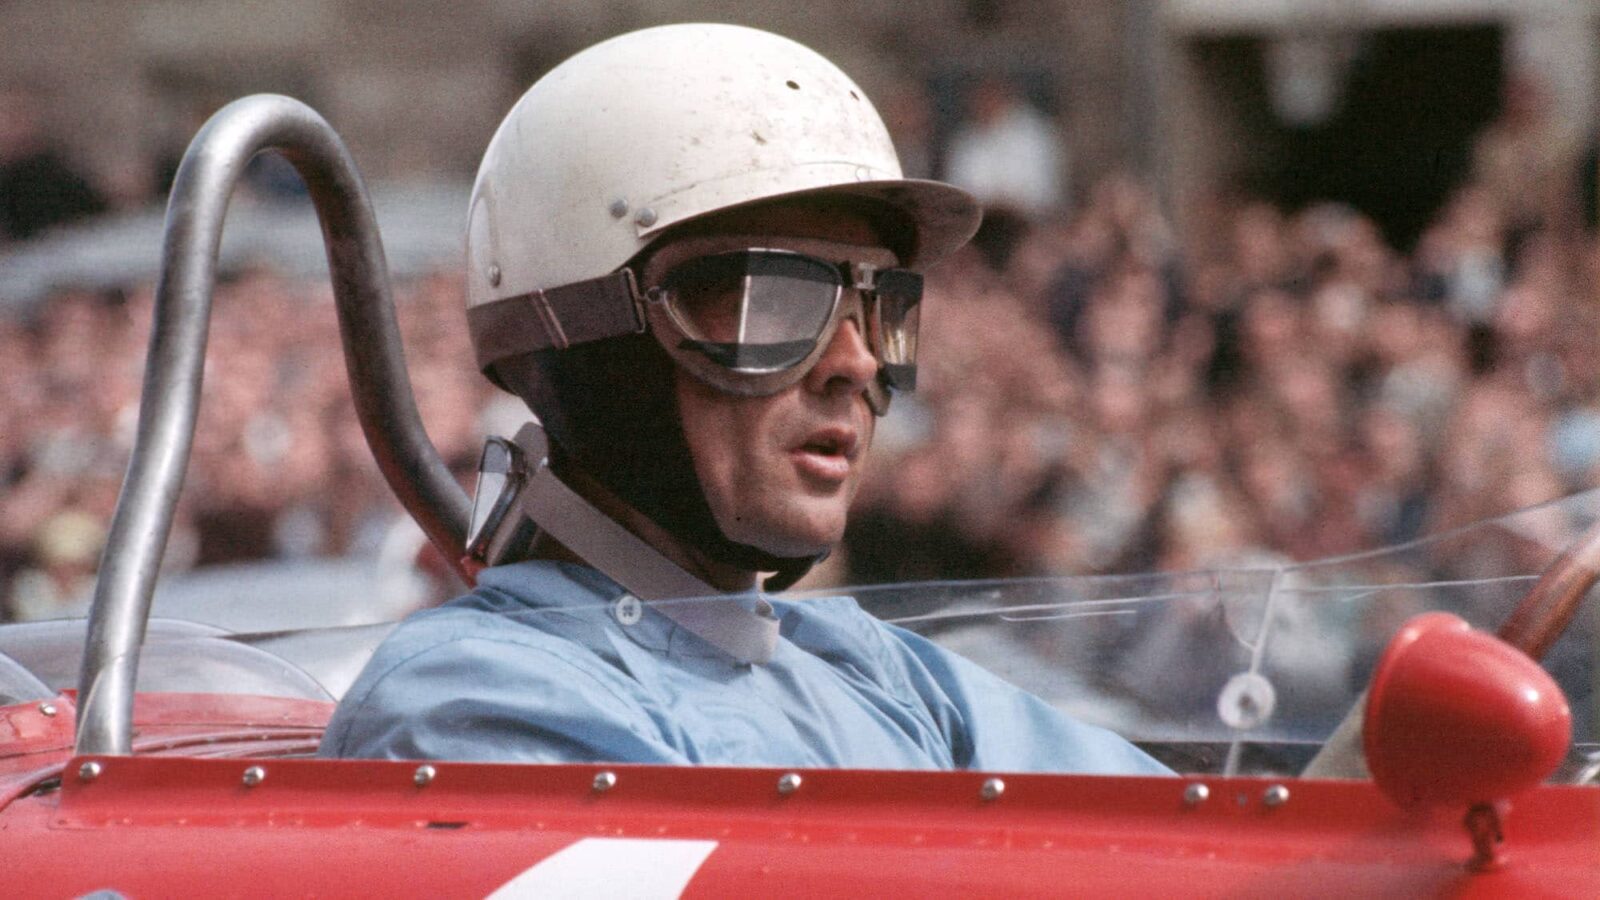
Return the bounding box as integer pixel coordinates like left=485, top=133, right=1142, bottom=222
left=638, top=205, right=899, bottom=559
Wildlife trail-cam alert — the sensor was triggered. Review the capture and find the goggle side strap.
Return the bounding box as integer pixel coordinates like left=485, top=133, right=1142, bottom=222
left=507, top=423, right=780, bottom=666
left=469, top=270, right=645, bottom=371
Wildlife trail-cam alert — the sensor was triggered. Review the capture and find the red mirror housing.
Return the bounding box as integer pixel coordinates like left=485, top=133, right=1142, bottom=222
left=1364, top=612, right=1571, bottom=809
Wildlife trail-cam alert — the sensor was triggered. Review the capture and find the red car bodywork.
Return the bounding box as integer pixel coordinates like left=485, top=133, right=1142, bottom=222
left=2, top=693, right=1596, bottom=898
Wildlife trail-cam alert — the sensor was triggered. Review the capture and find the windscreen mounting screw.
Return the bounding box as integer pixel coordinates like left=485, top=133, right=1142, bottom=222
left=414, top=765, right=437, bottom=787
left=1183, top=783, right=1210, bottom=806
left=593, top=770, right=617, bottom=793
left=78, top=761, right=102, bottom=782
left=777, top=772, right=803, bottom=796
left=980, top=777, right=1005, bottom=801
left=1263, top=784, right=1290, bottom=808
left=38, top=702, right=57, bottom=717
left=242, top=766, right=266, bottom=787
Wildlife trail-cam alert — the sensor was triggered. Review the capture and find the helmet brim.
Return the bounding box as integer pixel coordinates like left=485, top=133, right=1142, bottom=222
left=641, top=177, right=983, bottom=269
left=817, top=178, right=984, bottom=267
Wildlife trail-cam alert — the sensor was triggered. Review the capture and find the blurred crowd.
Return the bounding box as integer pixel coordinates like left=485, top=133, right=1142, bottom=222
left=840, top=76, right=1600, bottom=588
left=847, top=188, right=1574, bottom=584
left=4, top=75, right=1600, bottom=624
left=0, top=271, right=497, bottom=620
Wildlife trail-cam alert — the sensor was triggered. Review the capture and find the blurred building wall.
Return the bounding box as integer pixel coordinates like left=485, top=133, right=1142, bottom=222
left=0, top=1, right=1132, bottom=205
left=1, top=1, right=1595, bottom=237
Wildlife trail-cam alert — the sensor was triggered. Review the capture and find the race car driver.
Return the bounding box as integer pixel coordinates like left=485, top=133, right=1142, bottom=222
left=321, top=23, right=1166, bottom=775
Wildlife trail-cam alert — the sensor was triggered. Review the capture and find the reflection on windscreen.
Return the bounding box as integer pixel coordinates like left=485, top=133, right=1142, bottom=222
left=807, top=490, right=1599, bottom=777
left=28, top=493, right=1598, bottom=779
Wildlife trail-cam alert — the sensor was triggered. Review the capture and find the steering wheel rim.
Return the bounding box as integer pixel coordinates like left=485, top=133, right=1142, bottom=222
left=1494, top=520, right=1600, bottom=659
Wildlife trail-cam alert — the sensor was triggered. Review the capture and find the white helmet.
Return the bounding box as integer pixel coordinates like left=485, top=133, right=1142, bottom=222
left=463, top=24, right=981, bottom=590
left=465, top=23, right=980, bottom=333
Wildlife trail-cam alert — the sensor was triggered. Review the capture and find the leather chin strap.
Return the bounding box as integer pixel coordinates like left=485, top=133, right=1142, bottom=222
left=504, top=423, right=779, bottom=665
left=757, top=552, right=823, bottom=593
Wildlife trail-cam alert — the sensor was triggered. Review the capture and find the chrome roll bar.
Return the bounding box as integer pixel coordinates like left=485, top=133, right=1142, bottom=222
left=75, top=95, right=470, bottom=755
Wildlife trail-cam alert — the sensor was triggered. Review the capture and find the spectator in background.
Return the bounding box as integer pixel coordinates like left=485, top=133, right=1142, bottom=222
left=6, top=507, right=102, bottom=621
left=1415, top=185, right=1507, bottom=323
left=1471, top=73, right=1584, bottom=241
left=0, top=86, right=105, bottom=243
left=945, top=74, right=1067, bottom=220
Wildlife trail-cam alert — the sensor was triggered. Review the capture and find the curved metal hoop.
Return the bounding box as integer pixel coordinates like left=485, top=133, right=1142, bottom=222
left=76, top=95, right=470, bottom=755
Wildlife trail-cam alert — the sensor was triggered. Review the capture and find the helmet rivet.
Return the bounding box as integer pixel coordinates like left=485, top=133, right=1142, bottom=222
left=608, top=198, right=629, bottom=218
left=634, top=208, right=657, bottom=228
left=487, top=264, right=502, bottom=287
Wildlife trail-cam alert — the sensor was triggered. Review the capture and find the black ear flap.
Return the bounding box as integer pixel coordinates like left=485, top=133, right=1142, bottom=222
left=488, top=334, right=821, bottom=587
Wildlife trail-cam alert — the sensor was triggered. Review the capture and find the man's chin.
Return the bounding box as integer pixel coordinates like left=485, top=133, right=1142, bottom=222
left=724, top=512, right=844, bottom=560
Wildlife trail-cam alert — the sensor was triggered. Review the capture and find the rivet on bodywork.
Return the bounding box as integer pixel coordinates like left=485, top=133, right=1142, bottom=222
left=414, top=765, right=437, bottom=787
left=1183, top=783, right=1210, bottom=806
left=609, top=198, right=629, bottom=218
left=635, top=208, right=657, bottom=228
left=487, top=264, right=502, bottom=287
left=242, top=766, right=266, bottom=787
left=777, top=772, right=803, bottom=796
left=38, top=702, right=57, bottom=717
left=593, top=770, right=618, bottom=793
left=1263, top=784, right=1290, bottom=808
left=78, top=761, right=102, bottom=782
left=980, top=777, right=1005, bottom=801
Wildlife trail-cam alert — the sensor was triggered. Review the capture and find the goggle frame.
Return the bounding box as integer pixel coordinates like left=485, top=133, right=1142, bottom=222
left=640, top=248, right=922, bottom=415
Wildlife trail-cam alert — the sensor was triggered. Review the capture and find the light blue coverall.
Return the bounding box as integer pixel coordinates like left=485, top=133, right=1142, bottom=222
left=321, top=560, right=1169, bottom=775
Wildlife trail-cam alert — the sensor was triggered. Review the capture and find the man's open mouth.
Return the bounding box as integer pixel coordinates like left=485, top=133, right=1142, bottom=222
left=798, top=427, right=858, bottom=460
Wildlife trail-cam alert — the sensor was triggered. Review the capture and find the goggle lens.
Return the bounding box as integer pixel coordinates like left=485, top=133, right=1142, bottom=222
left=871, top=268, right=921, bottom=391
left=663, top=253, right=837, bottom=371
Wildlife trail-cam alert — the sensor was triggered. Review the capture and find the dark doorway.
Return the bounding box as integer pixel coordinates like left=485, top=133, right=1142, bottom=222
left=1276, top=27, right=1502, bottom=249
left=1198, top=26, right=1503, bottom=250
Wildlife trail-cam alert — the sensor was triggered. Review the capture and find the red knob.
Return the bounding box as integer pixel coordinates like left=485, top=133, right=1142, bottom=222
left=1364, top=612, right=1571, bottom=809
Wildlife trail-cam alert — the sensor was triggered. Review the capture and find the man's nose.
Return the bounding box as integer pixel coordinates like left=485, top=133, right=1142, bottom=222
left=805, top=311, right=878, bottom=398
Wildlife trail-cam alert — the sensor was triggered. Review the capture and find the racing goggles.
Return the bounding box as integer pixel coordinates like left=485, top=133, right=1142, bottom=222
left=467, top=248, right=922, bottom=417
left=643, top=249, right=921, bottom=414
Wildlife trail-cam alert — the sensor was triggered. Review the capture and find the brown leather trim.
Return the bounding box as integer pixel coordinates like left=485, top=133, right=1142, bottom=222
left=468, top=271, right=644, bottom=371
